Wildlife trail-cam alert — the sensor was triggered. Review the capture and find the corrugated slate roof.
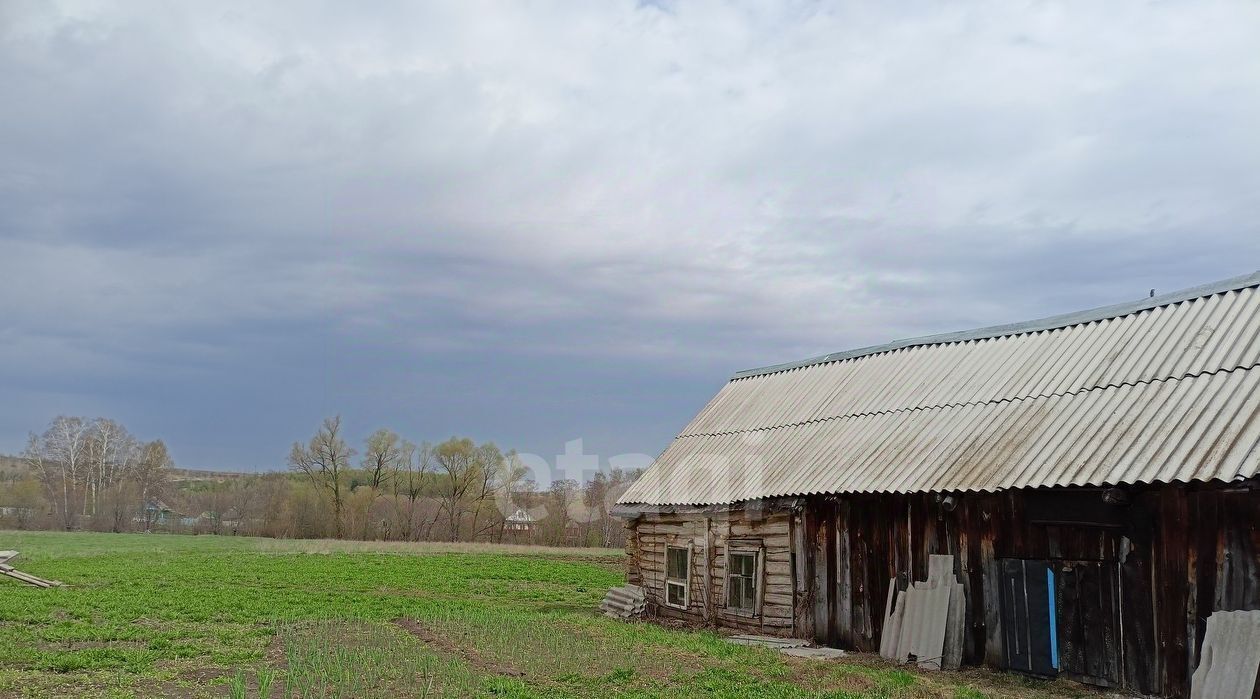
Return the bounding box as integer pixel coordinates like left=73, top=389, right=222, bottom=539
left=620, top=271, right=1260, bottom=505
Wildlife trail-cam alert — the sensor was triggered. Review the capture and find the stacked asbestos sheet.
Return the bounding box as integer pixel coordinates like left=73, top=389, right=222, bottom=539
left=878, top=554, right=966, bottom=671
left=600, top=584, right=646, bottom=619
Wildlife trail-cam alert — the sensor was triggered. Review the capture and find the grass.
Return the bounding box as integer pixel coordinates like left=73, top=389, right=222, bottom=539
left=0, top=531, right=1089, bottom=698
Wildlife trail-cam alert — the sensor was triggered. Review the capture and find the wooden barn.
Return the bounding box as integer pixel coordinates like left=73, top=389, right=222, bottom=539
left=615, top=272, right=1260, bottom=698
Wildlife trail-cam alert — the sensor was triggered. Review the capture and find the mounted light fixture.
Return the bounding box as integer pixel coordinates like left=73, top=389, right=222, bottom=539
left=1101, top=488, right=1129, bottom=506
left=935, top=493, right=958, bottom=512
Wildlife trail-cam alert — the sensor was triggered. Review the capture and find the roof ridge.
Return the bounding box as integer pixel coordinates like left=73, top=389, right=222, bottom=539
left=733, top=269, right=1260, bottom=380
left=681, top=360, right=1260, bottom=439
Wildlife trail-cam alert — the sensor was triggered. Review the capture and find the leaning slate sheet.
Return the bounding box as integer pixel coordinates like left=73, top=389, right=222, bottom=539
left=879, top=579, right=904, bottom=660
left=915, top=579, right=951, bottom=670
left=1191, top=610, right=1260, bottom=699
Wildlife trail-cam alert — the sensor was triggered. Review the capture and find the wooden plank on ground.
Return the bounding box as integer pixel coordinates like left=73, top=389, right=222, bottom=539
left=0, top=563, right=62, bottom=588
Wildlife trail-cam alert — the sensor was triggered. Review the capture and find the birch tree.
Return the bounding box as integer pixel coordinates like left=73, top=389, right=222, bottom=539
left=85, top=418, right=139, bottom=518
left=23, top=416, right=92, bottom=530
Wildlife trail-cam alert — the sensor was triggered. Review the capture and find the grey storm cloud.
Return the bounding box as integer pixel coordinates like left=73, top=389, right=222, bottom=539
left=2, top=0, right=1259, bottom=471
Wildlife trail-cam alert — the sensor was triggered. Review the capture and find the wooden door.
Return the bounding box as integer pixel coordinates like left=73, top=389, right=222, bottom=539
left=999, top=559, right=1058, bottom=677
left=1055, top=561, right=1123, bottom=688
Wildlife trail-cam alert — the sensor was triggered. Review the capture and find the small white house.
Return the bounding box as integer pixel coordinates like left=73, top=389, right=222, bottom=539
left=504, top=508, right=537, bottom=532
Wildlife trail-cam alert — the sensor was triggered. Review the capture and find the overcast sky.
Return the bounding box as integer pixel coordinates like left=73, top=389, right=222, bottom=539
left=2, top=1, right=1259, bottom=476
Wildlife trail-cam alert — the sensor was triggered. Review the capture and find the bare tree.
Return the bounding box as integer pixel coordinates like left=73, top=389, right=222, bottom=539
left=86, top=418, right=139, bottom=525
left=254, top=473, right=292, bottom=538
left=467, top=442, right=505, bottom=541
left=134, top=440, right=173, bottom=529
left=599, top=467, right=642, bottom=549
left=286, top=480, right=332, bottom=538
left=221, top=478, right=257, bottom=535
left=188, top=483, right=233, bottom=534
left=584, top=472, right=611, bottom=547
left=24, top=416, right=93, bottom=530
left=355, top=429, right=403, bottom=538
left=22, top=417, right=173, bottom=533
left=390, top=440, right=437, bottom=541
left=547, top=479, right=579, bottom=546
left=12, top=414, right=631, bottom=548
left=101, top=481, right=141, bottom=533
left=3, top=478, right=45, bottom=530
left=433, top=437, right=482, bottom=541
left=513, top=477, right=540, bottom=543
left=361, top=428, right=402, bottom=492
left=288, top=416, right=354, bottom=539
left=491, top=450, right=529, bottom=542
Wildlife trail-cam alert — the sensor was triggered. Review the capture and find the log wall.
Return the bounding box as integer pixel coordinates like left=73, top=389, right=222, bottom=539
left=628, top=508, right=796, bottom=635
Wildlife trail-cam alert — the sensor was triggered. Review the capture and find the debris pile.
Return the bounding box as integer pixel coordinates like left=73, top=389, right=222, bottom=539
left=879, top=554, right=965, bottom=671
left=726, top=635, right=810, bottom=649
left=600, top=584, right=646, bottom=619
left=726, top=635, right=845, bottom=660
left=0, top=551, right=63, bottom=589
left=1191, top=609, right=1260, bottom=699
left=781, top=646, right=847, bottom=660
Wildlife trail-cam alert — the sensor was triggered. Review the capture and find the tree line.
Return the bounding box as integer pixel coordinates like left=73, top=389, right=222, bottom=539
left=11, top=416, right=172, bottom=532
left=283, top=416, right=640, bottom=546
left=0, top=415, right=641, bottom=548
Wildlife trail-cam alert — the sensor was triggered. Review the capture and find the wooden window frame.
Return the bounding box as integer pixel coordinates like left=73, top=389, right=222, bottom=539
left=726, top=549, right=760, bottom=615
left=665, top=545, right=690, bottom=609
left=723, top=540, right=765, bottom=618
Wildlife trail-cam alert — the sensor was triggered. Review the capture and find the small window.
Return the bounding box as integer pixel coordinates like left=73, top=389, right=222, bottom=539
left=665, top=546, right=689, bottom=608
left=728, top=551, right=758, bottom=613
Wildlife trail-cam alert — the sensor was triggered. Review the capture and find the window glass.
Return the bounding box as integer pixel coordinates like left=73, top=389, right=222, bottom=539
left=665, top=546, right=689, bottom=608
left=728, top=551, right=758, bottom=612
left=666, top=581, right=686, bottom=607
left=666, top=546, right=688, bottom=580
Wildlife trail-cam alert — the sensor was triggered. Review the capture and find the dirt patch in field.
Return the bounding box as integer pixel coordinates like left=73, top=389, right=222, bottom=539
left=176, top=666, right=229, bottom=684
left=392, top=617, right=525, bottom=678
left=264, top=628, right=286, bottom=668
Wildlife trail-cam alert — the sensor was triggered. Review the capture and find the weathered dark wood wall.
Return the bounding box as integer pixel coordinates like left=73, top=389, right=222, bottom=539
left=803, top=481, right=1260, bottom=698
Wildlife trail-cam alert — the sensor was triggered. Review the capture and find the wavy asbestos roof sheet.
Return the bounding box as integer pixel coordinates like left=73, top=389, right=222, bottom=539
left=621, top=272, right=1260, bottom=505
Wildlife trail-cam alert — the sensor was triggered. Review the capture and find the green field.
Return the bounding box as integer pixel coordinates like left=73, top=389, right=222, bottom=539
left=0, top=532, right=1085, bottom=698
